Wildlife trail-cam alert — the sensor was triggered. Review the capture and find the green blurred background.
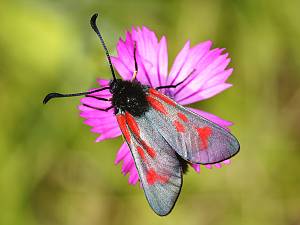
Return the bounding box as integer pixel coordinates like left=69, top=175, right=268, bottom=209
left=1, top=0, right=300, bottom=225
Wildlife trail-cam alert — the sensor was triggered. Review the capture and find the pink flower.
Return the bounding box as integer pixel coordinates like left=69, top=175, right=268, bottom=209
left=79, top=26, right=234, bottom=185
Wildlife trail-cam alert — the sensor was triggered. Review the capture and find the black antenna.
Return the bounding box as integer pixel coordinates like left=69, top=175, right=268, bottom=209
left=43, top=87, right=110, bottom=104
left=43, top=14, right=115, bottom=105
left=133, top=42, right=138, bottom=72
left=90, top=13, right=117, bottom=81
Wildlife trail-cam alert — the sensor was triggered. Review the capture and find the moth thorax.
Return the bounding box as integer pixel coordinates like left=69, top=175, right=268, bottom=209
left=111, top=80, right=150, bottom=117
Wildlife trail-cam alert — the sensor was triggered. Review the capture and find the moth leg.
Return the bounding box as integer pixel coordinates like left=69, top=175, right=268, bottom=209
left=131, top=42, right=138, bottom=81
left=85, top=95, right=112, bottom=101
left=156, top=69, right=196, bottom=90
left=83, top=104, right=113, bottom=112
left=156, top=83, right=182, bottom=90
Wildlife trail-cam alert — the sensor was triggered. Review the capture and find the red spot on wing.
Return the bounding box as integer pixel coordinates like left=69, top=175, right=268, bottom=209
left=136, top=146, right=146, bottom=161
left=173, top=120, right=185, bottom=133
left=146, top=168, right=169, bottom=185
left=125, top=112, right=140, bottom=138
left=123, top=112, right=156, bottom=159
left=141, top=140, right=156, bottom=158
left=116, top=114, right=131, bottom=143
left=146, top=146, right=156, bottom=158
left=146, top=169, right=157, bottom=185
left=177, top=113, right=189, bottom=122
left=196, top=127, right=212, bottom=150
left=146, top=95, right=168, bottom=115
left=149, top=88, right=176, bottom=107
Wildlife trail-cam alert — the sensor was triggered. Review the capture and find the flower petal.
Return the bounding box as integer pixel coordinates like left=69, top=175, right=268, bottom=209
left=177, top=48, right=225, bottom=90
left=80, top=97, right=112, bottom=108
left=111, top=32, right=135, bottom=80
left=79, top=106, right=113, bottom=118
left=112, top=27, right=169, bottom=88
left=191, top=164, right=200, bottom=173
left=115, top=142, right=140, bottom=185
left=115, top=142, right=131, bottom=164
left=201, top=68, right=233, bottom=90
left=79, top=79, right=122, bottom=142
left=97, top=79, right=110, bottom=87
left=167, top=41, right=190, bottom=85
left=167, top=41, right=212, bottom=87
left=222, top=159, right=231, bottom=165
left=205, top=164, right=213, bottom=169
left=128, top=166, right=139, bottom=185
left=157, top=36, right=168, bottom=86
left=110, top=56, right=133, bottom=80
left=95, top=126, right=122, bottom=142
left=169, top=45, right=233, bottom=105
left=121, top=154, right=134, bottom=174
left=80, top=105, right=122, bottom=141
left=177, top=83, right=232, bottom=105
left=117, top=35, right=134, bottom=70
left=84, top=117, right=116, bottom=126
left=214, top=163, right=222, bottom=168
left=191, top=160, right=231, bottom=172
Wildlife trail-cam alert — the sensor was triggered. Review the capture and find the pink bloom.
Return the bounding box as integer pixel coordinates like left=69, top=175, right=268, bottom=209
left=79, top=26, right=234, bottom=185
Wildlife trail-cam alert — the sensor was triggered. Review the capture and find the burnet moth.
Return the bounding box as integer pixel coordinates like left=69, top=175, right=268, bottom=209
left=43, top=13, right=240, bottom=216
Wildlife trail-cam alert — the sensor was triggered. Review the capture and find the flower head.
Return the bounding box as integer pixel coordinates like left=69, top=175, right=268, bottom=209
left=79, top=26, right=234, bottom=185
